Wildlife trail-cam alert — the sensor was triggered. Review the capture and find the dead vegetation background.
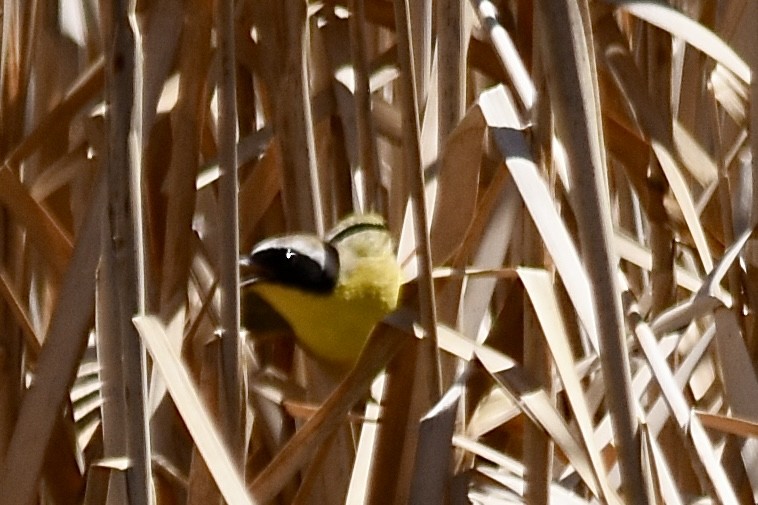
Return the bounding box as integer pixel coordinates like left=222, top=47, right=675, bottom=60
left=0, top=0, right=757, bottom=504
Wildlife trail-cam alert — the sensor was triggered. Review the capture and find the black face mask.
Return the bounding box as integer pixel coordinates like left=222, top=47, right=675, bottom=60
left=241, top=242, right=340, bottom=294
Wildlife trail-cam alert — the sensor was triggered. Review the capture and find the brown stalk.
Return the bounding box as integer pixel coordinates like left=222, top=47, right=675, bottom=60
left=0, top=176, right=104, bottom=505
left=159, top=0, right=212, bottom=312
left=349, top=0, right=384, bottom=212
left=392, top=0, right=441, bottom=400
left=533, top=1, right=648, bottom=503
left=187, top=340, right=223, bottom=504
left=747, top=2, right=758, bottom=362
left=5, top=57, right=105, bottom=168
left=249, top=321, right=408, bottom=503
left=0, top=167, right=72, bottom=276
left=521, top=213, right=553, bottom=505
left=278, top=0, right=323, bottom=234
left=215, top=0, right=245, bottom=465
left=103, top=1, right=152, bottom=502
left=524, top=45, right=554, bottom=502
left=0, top=266, right=41, bottom=356
left=365, top=331, right=421, bottom=505
left=436, top=0, right=464, bottom=145
left=96, top=222, right=129, bottom=504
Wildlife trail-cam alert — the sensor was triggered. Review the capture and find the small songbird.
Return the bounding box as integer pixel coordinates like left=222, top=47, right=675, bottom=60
left=240, top=214, right=402, bottom=369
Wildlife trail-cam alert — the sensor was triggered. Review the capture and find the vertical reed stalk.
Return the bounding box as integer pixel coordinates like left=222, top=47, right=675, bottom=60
left=534, top=0, right=648, bottom=503
left=216, top=0, right=244, bottom=464
left=104, top=1, right=153, bottom=503
left=392, top=0, right=441, bottom=399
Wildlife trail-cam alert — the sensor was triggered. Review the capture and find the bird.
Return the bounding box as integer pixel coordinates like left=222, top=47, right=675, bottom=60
left=240, top=214, right=402, bottom=369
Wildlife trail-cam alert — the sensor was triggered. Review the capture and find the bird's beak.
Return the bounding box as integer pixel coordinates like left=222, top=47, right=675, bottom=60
left=239, top=256, right=265, bottom=288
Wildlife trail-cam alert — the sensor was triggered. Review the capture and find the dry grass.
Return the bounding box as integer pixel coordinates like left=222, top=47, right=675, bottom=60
left=0, top=0, right=757, bottom=503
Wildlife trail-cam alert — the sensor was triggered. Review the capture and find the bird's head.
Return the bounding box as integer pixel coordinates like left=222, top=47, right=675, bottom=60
left=239, top=234, right=339, bottom=293
left=240, top=214, right=393, bottom=290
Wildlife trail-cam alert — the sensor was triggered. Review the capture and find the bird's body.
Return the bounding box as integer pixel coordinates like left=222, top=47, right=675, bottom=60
left=240, top=214, right=402, bottom=368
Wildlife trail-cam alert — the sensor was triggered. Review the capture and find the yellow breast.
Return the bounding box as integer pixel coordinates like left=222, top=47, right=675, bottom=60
left=250, top=255, right=401, bottom=367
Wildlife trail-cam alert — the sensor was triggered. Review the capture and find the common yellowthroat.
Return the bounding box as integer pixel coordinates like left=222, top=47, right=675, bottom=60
left=240, top=214, right=402, bottom=368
